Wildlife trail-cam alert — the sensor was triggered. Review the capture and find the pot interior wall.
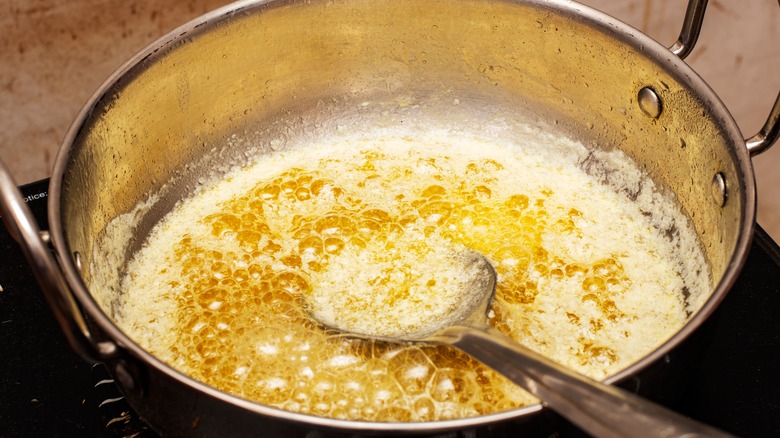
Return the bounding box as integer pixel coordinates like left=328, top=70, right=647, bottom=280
left=59, top=0, right=743, bottom=323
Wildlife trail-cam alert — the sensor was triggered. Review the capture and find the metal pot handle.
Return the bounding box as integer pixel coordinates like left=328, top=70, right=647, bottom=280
left=671, top=0, right=780, bottom=155
left=0, top=159, right=116, bottom=363
left=746, top=93, right=780, bottom=156
left=669, top=0, right=709, bottom=59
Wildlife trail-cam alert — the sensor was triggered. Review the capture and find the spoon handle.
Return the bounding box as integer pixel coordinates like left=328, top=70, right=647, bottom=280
left=431, top=326, right=735, bottom=438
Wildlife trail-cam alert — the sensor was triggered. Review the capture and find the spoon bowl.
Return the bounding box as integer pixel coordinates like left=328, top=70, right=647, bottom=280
left=308, top=248, right=497, bottom=341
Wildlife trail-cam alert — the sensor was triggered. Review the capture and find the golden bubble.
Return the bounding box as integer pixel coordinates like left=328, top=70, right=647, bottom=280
left=281, top=255, right=302, bottom=269
left=413, top=397, right=436, bottom=421
left=272, top=272, right=312, bottom=295
left=504, top=195, right=529, bottom=210
left=421, top=185, right=447, bottom=198
left=255, top=376, right=292, bottom=404
left=582, top=276, right=606, bottom=294
left=388, top=348, right=435, bottom=396
left=295, top=187, right=311, bottom=201
left=430, top=368, right=475, bottom=404
left=357, top=218, right=383, bottom=235
left=257, top=184, right=281, bottom=200
left=280, top=179, right=298, bottom=195
left=565, top=263, right=587, bottom=277
left=582, top=293, right=600, bottom=305
left=323, top=237, right=345, bottom=254
left=298, top=235, right=324, bottom=256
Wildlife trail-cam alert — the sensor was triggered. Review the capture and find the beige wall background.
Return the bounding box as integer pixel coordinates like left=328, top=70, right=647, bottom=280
left=2, top=0, right=779, bottom=238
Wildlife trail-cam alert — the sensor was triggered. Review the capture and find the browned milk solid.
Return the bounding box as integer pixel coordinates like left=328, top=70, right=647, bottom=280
left=102, top=129, right=709, bottom=422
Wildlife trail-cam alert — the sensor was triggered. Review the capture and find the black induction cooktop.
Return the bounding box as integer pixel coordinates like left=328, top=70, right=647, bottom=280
left=2, top=179, right=779, bottom=437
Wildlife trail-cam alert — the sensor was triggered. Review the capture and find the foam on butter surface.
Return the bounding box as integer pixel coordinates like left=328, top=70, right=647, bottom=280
left=94, top=127, right=710, bottom=422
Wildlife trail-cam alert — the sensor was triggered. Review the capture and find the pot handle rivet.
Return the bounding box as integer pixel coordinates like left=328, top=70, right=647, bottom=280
left=74, top=251, right=83, bottom=273
left=712, top=173, right=727, bottom=207
left=638, top=87, right=662, bottom=119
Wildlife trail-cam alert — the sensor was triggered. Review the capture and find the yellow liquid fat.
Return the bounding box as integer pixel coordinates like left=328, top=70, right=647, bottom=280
left=114, top=133, right=706, bottom=422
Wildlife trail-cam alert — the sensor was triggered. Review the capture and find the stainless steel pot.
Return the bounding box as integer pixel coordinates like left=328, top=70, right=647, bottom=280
left=1, top=0, right=779, bottom=436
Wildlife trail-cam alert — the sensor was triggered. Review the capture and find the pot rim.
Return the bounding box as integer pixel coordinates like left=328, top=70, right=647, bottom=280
left=46, top=0, right=756, bottom=432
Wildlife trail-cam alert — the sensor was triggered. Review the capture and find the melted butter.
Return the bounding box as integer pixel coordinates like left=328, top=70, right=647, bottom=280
left=114, top=133, right=705, bottom=422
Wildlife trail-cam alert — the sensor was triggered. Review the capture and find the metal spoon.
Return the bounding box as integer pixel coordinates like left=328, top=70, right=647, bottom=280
left=306, top=250, right=734, bottom=438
